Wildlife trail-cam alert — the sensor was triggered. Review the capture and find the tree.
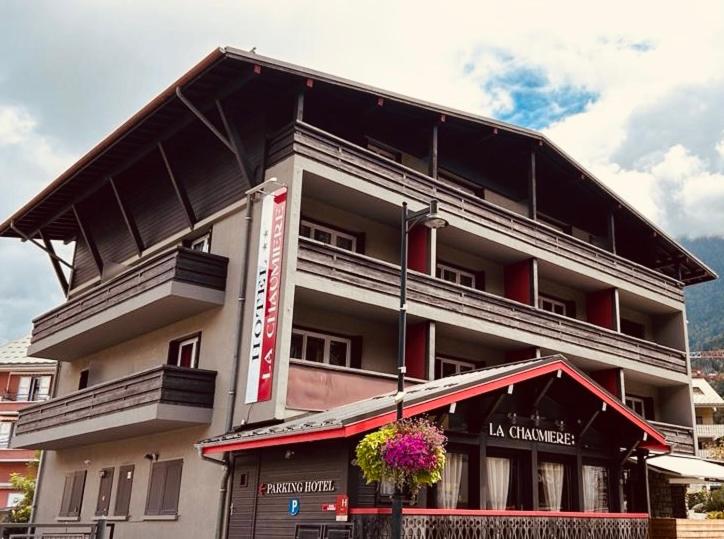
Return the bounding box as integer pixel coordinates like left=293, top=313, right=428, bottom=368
left=7, top=459, right=38, bottom=523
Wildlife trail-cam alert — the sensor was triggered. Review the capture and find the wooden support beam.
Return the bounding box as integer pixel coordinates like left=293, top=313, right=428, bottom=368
left=619, top=439, right=641, bottom=467
left=294, top=88, right=305, bottom=122
left=72, top=205, right=103, bottom=276
left=175, top=87, right=235, bottom=153
left=528, top=146, right=537, bottom=220
left=429, top=122, right=439, bottom=179
left=215, top=99, right=255, bottom=185
left=531, top=371, right=559, bottom=411
left=9, top=221, right=73, bottom=270
left=109, top=176, right=144, bottom=256
left=483, top=385, right=514, bottom=424
left=158, top=142, right=196, bottom=228
left=40, top=230, right=69, bottom=295
left=578, top=409, right=601, bottom=439
left=608, top=210, right=617, bottom=254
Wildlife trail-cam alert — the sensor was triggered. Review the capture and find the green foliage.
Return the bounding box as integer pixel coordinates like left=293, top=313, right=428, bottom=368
left=707, top=511, right=724, bottom=519
left=7, top=459, right=37, bottom=523
left=354, top=424, right=396, bottom=485
left=687, top=489, right=708, bottom=509
left=703, top=489, right=724, bottom=513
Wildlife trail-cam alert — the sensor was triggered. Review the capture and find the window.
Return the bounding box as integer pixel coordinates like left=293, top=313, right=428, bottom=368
left=435, top=357, right=477, bottom=379
left=696, top=415, right=704, bottom=425
left=95, top=468, right=114, bottom=516
left=168, top=335, right=200, bottom=369
left=300, top=219, right=357, bottom=252
left=437, top=452, right=469, bottom=509
left=367, top=141, right=401, bottom=162
left=582, top=465, right=610, bottom=512
left=189, top=233, right=211, bottom=253
left=537, top=459, right=571, bottom=511
left=7, top=492, right=24, bottom=507
left=114, top=465, right=135, bottom=517
left=625, top=396, right=646, bottom=418
left=145, top=459, right=183, bottom=516
left=538, top=295, right=567, bottom=316
left=78, top=370, right=89, bottom=390
left=16, top=375, right=52, bottom=401
left=290, top=329, right=351, bottom=367
left=436, top=263, right=477, bottom=289
left=59, top=470, right=87, bottom=519
left=0, top=422, right=12, bottom=449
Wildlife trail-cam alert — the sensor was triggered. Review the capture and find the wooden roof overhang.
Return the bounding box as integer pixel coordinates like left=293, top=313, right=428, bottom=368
left=0, top=47, right=715, bottom=285
left=197, top=356, right=670, bottom=456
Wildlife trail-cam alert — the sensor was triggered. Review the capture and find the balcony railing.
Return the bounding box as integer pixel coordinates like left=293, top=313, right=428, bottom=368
left=695, top=423, right=724, bottom=440
left=286, top=360, right=422, bottom=412
left=12, top=365, right=216, bottom=449
left=269, top=122, right=684, bottom=305
left=29, top=247, right=228, bottom=360
left=297, top=239, right=688, bottom=375
left=350, top=510, right=649, bottom=539
left=650, top=421, right=695, bottom=455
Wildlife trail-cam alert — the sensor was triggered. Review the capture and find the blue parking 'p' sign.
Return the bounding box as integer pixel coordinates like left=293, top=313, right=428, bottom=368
left=288, top=498, right=300, bottom=516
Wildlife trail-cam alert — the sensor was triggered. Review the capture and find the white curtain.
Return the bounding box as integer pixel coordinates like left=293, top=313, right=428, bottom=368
left=582, top=465, right=608, bottom=512
left=486, top=457, right=511, bottom=510
left=539, top=462, right=564, bottom=511
left=438, top=453, right=464, bottom=508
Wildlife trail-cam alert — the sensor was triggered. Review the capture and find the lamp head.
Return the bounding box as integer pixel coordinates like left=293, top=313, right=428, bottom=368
left=422, top=200, right=448, bottom=229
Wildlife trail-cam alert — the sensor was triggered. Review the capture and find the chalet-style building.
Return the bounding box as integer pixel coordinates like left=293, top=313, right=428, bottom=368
left=691, top=377, right=724, bottom=459
left=0, top=48, right=718, bottom=539
left=0, top=336, right=54, bottom=512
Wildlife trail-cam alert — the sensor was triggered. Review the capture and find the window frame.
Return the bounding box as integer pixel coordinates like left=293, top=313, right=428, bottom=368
left=625, top=396, right=646, bottom=418
left=16, top=375, right=52, bottom=402
left=300, top=218, right=358, bottom=253
left=436, top=262, right=477, bottom=289
left=538, top=295, right=568, bottom=317
left=290, top=328, right=352, bottom=368
left=167, top=333, right=201, bottom=369
left=188, top=232, right=211, bottom=253
left=435, top=356, right=478, bottom=379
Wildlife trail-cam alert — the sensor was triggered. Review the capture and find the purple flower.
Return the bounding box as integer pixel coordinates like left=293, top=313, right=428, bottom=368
left=382, top=432, right=437, bottom=472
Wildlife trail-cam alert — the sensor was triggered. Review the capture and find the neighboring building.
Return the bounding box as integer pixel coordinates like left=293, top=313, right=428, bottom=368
left=0, top=336, right=54, bottom=511
left=0, top=48, right=718, bottom=538
left=692, top=377, right=724, bottom=459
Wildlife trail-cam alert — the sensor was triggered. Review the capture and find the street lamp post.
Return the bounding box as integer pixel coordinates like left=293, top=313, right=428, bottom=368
left=391, top=199, right=448, bottom=539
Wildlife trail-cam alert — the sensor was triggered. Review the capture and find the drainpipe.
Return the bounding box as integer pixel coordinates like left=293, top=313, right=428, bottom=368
left=213, top=178, right=280, bottom=539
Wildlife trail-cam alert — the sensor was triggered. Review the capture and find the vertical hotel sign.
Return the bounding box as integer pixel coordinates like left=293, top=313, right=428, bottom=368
left=245, top=187, right=288, bottom=404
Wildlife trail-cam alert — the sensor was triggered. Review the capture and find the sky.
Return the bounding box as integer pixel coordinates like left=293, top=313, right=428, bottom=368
left=1, top=0, right=723, bottom=342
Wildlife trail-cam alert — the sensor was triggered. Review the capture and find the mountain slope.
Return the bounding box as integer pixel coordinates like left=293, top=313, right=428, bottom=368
left=682, top=236, right=724, bottom=351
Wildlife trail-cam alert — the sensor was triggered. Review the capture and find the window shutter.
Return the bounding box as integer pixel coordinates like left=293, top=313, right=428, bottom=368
left=114, top=465, right=134, bottom=516
left=474, top=270, right=486, bottom=292
left=160, top=460, right=183, bottom=515
left=350, top=337, right=363, bottom=369
left=59, top=473, right=75, bottom=517
left=564, top=300, right=577, bottom=319
left=145, top=462, right=166, bottom=515
left=95, top=468, right=114, bottom=516
left=643, top=397, right=655, bottom=421
left=69, top=471, right=86, bottom=518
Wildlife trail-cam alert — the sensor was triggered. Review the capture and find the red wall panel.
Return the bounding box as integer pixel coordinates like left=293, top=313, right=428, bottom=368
left=590, top=368, right=623, bottom=399
left=504, top=259, right=533, bottom=305
left=405, top=322, right=429, bottom=380
left=586, top=289, right=617, bottom=330
left=408, top=227, right=429, bottom=273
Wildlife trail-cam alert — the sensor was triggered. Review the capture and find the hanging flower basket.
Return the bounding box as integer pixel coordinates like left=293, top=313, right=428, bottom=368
left=354, top=417, right=447, bottom=496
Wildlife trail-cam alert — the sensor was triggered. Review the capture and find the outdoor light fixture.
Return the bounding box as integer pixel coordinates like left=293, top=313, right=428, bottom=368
left=391, top=199, right=448, bottom=539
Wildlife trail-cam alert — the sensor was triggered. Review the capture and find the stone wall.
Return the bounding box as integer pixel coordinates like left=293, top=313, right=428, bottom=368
left=648, top=469, right=687, bottom=518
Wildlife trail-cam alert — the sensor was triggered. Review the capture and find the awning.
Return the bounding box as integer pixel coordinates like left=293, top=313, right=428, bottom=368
left=197, top=355, right=670, bottom=455
left=647, top=454, right=724, bottom=483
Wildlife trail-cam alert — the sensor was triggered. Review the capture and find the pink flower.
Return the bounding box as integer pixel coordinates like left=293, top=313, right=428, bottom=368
left=382, top=432, right=438, bottom=472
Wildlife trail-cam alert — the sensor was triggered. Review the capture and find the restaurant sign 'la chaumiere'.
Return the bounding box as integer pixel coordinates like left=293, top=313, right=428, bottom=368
left=488, top=422, right=576, bottom=446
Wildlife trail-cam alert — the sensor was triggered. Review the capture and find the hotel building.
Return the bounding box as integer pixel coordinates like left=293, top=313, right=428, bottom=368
left=0, top=48, right=717, bottom=539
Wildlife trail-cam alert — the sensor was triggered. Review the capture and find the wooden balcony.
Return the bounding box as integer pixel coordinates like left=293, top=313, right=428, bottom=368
left=12, top=365, right=216, bottom=449
left=350, top=510, right=649, bottom=539
left=650, top=421, right=695, bottom=455
left=29, top=247, right=228, bottom=361
left=297, top=239, right=688, bottom=375
left=269, top=122, right=684, bottom=306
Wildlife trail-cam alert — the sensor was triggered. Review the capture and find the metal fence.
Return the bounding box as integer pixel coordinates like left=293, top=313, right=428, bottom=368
left=0, top=523, right=105, bottom=539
